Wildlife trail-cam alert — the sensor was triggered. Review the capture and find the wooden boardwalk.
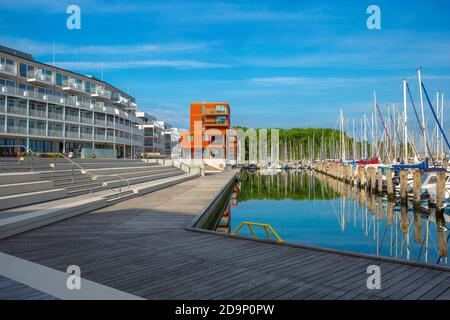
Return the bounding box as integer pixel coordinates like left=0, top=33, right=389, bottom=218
left=0, top=170, right=449, bottom=300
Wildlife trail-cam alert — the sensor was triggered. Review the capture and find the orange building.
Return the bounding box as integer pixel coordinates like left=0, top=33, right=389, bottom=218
left=181, top=102, right=236, bottom=169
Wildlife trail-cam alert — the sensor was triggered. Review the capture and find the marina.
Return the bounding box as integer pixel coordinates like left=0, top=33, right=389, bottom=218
left=0, top=170, right=449, bottom=300
left=209, top=169, right=449, bottom=267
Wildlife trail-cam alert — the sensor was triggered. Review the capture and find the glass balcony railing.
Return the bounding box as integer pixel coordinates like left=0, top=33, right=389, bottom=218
left=48, top=112, right=64, bottom=120
left=29, top=127, right=46, bottom=136
left=81, top=117, right=93, bottom=125
left=0, top=63, right=17, bottom=75
left=94, top=119, right=106, bottom=126
left=66, top=131, right=79, bottom=139
left=29, top=109, right=47, bottom=118
left=7, top=105, right=27, bottom=116
left=49, top=130, right=64, bottom=138
left=66, top=115, right=80, bottom=123
left=7, top=126, right=27, bottom=135
left=62, top=79, right=84, bottom=92
left=27, top=69, right=54, bottom=85
left=81, top=132, right=93, bottom=140
left=91, top=88, right=112, bottom=99
left=95, top=134, right=106, bottom=141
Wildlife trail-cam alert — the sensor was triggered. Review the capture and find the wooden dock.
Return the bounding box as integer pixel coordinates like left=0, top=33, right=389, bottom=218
left=0, top=170, right=449, bottom=300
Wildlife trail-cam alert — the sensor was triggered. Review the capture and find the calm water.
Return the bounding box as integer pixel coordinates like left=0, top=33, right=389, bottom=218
left=214, top=169, right=449, bottom=266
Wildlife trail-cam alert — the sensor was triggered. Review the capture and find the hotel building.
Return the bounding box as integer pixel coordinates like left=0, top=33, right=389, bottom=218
left=0, top=45, right=144, bottom=158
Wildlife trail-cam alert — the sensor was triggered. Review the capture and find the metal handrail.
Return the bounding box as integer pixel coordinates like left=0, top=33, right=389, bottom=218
left=232, top=221, right=284, bottom=243
left=0, top=145, right=131, bottom=196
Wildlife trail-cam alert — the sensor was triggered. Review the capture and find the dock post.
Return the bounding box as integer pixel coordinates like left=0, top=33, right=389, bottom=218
left=377, top=168, right=383, bottom=194
left=386, top=168, right=394, bottom=200
left=413, top=170, right=422, bottom=207
left=349, top=166, right=354, bottom=185
left=443, top=157, right=448, bottom=169
left=436, top=171, right=446, bottom=211
left=400, top=170, right=408, bottom=205
left=358, top=167, right=365, bottom=189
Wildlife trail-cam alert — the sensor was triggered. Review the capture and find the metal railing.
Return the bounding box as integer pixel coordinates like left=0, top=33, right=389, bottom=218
left=0, top=63, right=17, bottom=75
left=232, top=221, right=284, bottom=243
left=0, top=145, right=131, bottom=197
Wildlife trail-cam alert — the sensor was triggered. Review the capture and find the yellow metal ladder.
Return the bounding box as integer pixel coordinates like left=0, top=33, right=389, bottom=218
left=232, top=221, right=284, bottom=243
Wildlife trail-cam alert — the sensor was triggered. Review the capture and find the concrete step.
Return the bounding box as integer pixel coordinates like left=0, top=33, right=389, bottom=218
left=0, top=172, right=42, bottom=184
left=0, top=181, right=54, bottom=197
left=0, top=188, right=67, bottom=211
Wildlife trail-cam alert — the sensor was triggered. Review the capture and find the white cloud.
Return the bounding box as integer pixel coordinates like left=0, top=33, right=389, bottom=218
left=49, top=59, right=229, bottom=70
left=0, top=36, right=208, bottom=56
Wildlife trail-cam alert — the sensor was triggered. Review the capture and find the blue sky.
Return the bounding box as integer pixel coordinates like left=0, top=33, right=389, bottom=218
left=1, top=0, right=450, bottom=130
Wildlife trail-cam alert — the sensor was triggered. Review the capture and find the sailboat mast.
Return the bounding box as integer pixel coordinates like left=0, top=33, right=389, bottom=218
left=418, top=68, right=428, bottom=158
left=403, top=79, right=408, bottom=164
left=374, top=91, right=378, bottom=158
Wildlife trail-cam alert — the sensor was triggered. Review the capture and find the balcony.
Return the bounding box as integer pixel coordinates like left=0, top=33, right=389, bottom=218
left=62, top=79, right=85, bottom=94
left=68, top=97, right=90, bottom=109
left=106, top=135, right=114, bottom=142
left=205, top=108, right=228, bottom=115
left=107, top=121, right=115, bottom=128
left=0, top=62, right=17, bottom=76
left=49, top=129, right=64, bottom=138
left=29, top=109, right=47, bottom=118
left=91, top=88, right=112, bottom=100
left=29, top=127, right=46, bottom=136
left=48, top=112, right=64, bottom=121
left=95, top=134, right=106, bottom=141
left=81, top=132, right=93, bottom=140
left=7, top=126, right=27, bottom=135
left=80, top=117, right=93, bottom=125
left=66, top=115, right=80, bottom=123
left=27, top=69, right=54, bottom=86
left=7, top=105, right=27, bottom=116
left=113, top=96, right=131, bottom=108
left=204, top=121, right=229, bottom=127
left=0, top=85, right=17, bottom=96
left=94, top=119, right=106, bottom=127
left=93, top=103, right=106, bottom=112
left=66, top=131, right=80, bottom=139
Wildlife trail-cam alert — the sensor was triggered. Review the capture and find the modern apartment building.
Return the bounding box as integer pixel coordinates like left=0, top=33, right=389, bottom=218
left=135, top=112, right=175, bottom=158
left=0, top=45, right=144, bottom=158
left=181, top=102, right=236, bottom=169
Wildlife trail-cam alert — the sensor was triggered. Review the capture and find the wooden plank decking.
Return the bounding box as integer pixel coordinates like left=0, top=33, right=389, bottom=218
left=0, top=170, right=448, bottom=300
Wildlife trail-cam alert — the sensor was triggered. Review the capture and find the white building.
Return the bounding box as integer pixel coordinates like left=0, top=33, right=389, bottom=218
left=0, top=45, right=144, bottom=158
